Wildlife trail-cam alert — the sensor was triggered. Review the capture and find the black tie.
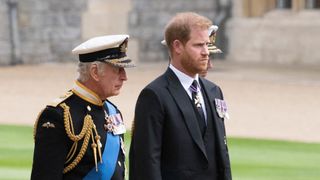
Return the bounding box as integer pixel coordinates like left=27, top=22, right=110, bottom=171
left=190, top=80, right=206, bottom=135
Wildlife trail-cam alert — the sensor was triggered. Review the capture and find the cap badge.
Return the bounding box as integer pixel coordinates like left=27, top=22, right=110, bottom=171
left=120, top=39, right=128, bottom=53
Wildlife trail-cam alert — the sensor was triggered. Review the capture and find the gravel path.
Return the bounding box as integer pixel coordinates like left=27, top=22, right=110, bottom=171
left=1, top=61, right=320, bottom=142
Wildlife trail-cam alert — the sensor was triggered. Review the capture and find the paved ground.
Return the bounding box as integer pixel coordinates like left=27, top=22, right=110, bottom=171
left=1, top=61, right=320, bottom=142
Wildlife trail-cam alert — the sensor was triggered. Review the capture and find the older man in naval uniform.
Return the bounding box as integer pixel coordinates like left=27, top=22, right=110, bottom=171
left=31, top=34, right=134, bottom=180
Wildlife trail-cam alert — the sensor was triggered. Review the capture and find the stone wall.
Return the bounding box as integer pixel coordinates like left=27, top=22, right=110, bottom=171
left=1, top=0, right=229, bottom=65
left=0, top=0, right=86, bottom=65
left=0, top=0, right=11, bottom=65
left=227, top=0, right=320, bottom=65
left=128, top=0, right=220, bottom=62
left=81, top=0, right=138, bottom=64
left=227, top=10, right=320, bottom=65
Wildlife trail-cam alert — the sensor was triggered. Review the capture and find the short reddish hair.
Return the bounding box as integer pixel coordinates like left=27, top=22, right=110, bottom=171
left=164, top=12, right=212, bottom=51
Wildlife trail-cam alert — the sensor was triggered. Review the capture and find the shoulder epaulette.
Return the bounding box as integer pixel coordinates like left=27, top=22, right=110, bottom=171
left=48, top=91, right=73, bottom=107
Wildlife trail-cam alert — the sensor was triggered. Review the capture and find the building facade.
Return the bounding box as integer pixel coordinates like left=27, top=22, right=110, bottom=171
left=0, top=0, right=135, bottom=65
left=1, top=0, right=319, bottom=65
left=227, top=0, right=320, bottom=65
left=128, top=0, right=231, bottom=62
left=0, top=0, right=86, bottom=65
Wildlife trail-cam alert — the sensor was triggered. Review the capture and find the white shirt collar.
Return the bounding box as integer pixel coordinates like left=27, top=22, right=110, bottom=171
left=169, top=64, right=199, bottom=92
left=169, top=64, right=207, bottom=121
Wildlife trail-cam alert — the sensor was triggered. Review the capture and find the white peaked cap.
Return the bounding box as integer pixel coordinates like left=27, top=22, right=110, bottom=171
left=72, top=34, right=134, bottom=68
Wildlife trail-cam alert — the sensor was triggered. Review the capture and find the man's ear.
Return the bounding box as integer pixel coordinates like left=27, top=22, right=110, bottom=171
left=90, top=63, right=100, bottom=81
left=172, top=40, right=183, bottom=55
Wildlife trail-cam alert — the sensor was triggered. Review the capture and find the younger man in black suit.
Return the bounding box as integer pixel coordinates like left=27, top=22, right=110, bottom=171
left=130, top=12, right=232, bottom=180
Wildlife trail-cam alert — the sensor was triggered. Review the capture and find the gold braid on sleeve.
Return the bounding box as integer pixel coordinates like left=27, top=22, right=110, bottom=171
left=60, top=103, right=102, bottom=174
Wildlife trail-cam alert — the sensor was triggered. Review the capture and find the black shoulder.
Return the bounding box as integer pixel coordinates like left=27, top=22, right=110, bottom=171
left=48, top=91, right=73, bottom=107
left=200, top=77, right=224, bottom=97
left=33, top=105, right=64, bottom=140
left=200, top=77, right=220, bottom=88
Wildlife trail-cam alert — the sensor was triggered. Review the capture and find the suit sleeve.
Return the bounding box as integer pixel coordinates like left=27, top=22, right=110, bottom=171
left=31, top=107, right=68, bottom=180
left=130, top=88, right=164, bottom=180
left=216, top=86, right=233, bottom=180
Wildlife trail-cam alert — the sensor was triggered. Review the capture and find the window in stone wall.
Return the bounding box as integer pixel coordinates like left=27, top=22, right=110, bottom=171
left=276, top=0, right=292, bottom=8
left=305, top=0, right=320, bottom=8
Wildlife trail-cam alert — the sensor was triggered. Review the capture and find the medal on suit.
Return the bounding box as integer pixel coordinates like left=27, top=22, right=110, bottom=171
left=104, top=110, right=126, bottom=135
left=215, top=98, right=229, bottom=120
left=194, top=94, right=201, bottom=108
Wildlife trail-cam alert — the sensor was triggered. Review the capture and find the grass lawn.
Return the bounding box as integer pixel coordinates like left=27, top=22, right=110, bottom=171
left=1, top=124, right=320, bottom=180
left=0, top=125, right=34, bottom=180
left=228, top=138, right=320, bottom=180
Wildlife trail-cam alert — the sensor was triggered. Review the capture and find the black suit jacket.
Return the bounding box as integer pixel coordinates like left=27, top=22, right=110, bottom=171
left=130, top=68, right=232, bottom=180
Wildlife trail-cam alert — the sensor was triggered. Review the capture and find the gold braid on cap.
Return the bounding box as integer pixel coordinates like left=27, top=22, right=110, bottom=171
left=60, top=103, right=102, bottom=174
left=208, top=28, right=222, bottom=54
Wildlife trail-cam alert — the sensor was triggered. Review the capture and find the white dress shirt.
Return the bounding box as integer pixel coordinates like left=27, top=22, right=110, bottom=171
left=169, top=64, right=207, bottom=122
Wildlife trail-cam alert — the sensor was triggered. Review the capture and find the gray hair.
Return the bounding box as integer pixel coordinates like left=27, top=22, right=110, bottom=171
left=77, top=61, right=106, bottom=82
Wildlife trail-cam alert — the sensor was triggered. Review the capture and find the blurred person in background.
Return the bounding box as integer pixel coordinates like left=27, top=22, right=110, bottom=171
left=200, top=24, right=222, bottom=77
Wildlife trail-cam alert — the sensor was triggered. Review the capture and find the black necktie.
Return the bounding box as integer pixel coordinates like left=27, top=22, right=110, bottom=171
left=190, top=80, right=206, bottom=135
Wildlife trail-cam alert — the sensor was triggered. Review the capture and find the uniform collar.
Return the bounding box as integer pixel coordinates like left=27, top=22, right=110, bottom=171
left=72, top=80, right=103, bottom=106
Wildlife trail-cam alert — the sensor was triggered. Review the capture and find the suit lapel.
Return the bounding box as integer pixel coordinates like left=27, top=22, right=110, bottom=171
left=165, top=69, right=208, bottom=160
left=200, top=78, right=226, bottom=150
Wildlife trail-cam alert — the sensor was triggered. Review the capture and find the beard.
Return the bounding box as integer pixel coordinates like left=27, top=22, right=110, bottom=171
left=180, top=51, right=208, bottom=76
